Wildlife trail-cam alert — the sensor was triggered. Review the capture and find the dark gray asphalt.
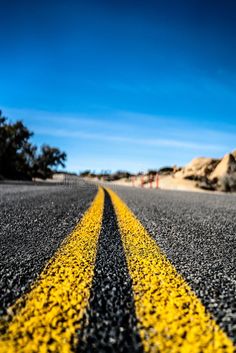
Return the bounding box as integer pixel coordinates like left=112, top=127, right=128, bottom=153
left=0, top=182, right=97, bottom=315
left=77, top=190, right=143, bottom=353
left=1, top=182, right=236, bottom=349
left=109, top=185, right=236, bottom=343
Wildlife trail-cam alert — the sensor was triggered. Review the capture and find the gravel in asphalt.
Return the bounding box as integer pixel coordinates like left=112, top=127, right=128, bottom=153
left=109, top=185, right=236, bottom=343
left=0, top=186, right=104, bottom=353
left=0, top=182, right=97, bottom=315
left=1, top=182, right=236, bottom=351
left=77, top=190, right=143, bottom=353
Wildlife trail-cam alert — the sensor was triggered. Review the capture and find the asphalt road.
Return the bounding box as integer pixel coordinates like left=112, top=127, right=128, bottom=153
left=77, top=190, right=143, bottom=353
left=109, top=185, right=236, bottom=344
left=0, top=182, right=235, bottom=352
left=0, top=181, right=97, bottom=315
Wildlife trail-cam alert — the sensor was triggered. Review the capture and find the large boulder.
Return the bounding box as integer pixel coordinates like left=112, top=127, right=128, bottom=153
left=208, top=153, right=236, bottom=191
left=175, top=151, right=236, bottom=192
left=209, top=153, right=236, bottom=181
left=231, top=150, right=236, bottom=160
left=180, top=157, right=220, bottom=180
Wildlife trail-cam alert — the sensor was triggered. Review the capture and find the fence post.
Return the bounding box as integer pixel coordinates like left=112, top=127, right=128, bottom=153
left=132, top=176, right=135, bottom=187
left=141, top=175, right=144, bottom=188
left=155, top=174, right=159, bottom=189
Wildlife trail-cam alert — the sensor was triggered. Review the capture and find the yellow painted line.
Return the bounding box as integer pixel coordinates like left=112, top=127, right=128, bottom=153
left=0, top=187, right=104, bottom=353
left=107, top=188, right=234, bottom=353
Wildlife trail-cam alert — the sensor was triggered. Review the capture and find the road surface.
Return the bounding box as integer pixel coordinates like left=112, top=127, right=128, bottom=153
left=0, top=181, right=235, bottom=352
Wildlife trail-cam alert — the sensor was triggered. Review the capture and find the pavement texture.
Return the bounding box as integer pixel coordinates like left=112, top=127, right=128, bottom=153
left=0, top=182, right=97, bottom=315
left=0, top=182, right=235, bottom=352
left=109, top=185, right=236, bottom=344
left=77, top=190, right=143, bottom=353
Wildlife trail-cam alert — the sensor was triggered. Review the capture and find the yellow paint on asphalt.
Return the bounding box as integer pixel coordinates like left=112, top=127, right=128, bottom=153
left=107, top=188, right=234, bottom=353
left=0, top=187, right=104, bottom=353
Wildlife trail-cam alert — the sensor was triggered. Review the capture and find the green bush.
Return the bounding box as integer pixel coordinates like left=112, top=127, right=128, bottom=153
left=0, top=110, right=66, bottom=180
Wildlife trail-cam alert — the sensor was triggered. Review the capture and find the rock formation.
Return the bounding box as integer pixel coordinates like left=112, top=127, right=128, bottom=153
left=175, top=151, right=236, bottom=192
left=177, top=157, right=219, bottom=180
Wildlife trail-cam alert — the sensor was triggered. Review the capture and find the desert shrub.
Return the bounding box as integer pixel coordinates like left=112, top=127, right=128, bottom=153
left=218, top=174, right=236, bottom=192
left=0, top=110, right=66, bottom=180
left=80, top=170, right=91, bottom=177
left=157, top=167, right=174, bottom=175
left=111, top=171, right=131, bottom=181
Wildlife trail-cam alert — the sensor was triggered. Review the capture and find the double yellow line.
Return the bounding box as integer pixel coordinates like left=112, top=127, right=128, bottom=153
left=0, top=188, right=104, bottom=353
left=108, top=188, right=234, bottom=353
left=0, top=187, right=234, bottom=352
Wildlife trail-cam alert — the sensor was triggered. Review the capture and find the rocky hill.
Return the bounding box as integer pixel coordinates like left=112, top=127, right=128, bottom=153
left=176, top=150, right=236, bottom=192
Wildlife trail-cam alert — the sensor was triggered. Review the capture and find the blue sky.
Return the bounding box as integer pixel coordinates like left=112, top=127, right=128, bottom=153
left=1, top=0, right=236, bottom=172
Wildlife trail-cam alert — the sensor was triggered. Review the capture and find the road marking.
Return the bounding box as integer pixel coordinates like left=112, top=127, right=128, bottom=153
left=77, top=189, right=143, bottom=351
left=107, top=188, right=234, bottom=353
left=0, top=187, right=104, bottom=353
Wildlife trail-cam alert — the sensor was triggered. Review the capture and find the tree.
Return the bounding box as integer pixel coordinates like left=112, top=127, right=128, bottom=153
left=34, top=145, right=67, bottom=180
left=0, top=112, right=36, bottom=179
left=0, top=110, right=67, bottom=180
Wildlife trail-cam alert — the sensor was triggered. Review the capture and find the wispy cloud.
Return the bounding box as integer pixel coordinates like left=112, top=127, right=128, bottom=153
left=2, top=106, right=235, bottom=173
left=35, top=127, right=224, bottom=151
left=2, top=106, right=141, bottom=132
